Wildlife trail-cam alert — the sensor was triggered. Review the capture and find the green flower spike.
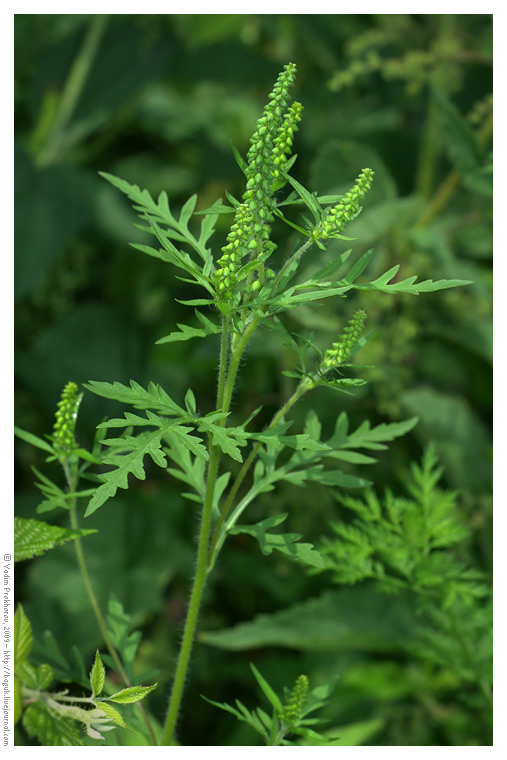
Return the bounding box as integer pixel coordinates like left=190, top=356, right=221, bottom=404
left=322, top=309, right=367, bottom=371
left=52, top=381, right=83, bottom=455
left=214, top=203, right=253, bottom=300
left=215, top=63, right=301, bottom=303
left=242, top=63, right=298, bottom=248
left=315, top=168, right=375, bottom=241
left=282, top=674, right=309, bottom=725
left=271, top=100, right=304, bottom=184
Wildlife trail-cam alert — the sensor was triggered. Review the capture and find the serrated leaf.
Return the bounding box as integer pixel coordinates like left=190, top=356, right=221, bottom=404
left=14, top=604, right=32, bottom=667
left=230, top=514, right=325, bottom=569
left=99, top=172, right=176, bottom=225
left=353, top=266, right=471, bottom=295
left=90, top=650, right=106, bottom=697
left=197, top=420, right=244, bottom=462
left=85, top=379, right=185, bottom=417
left=14, top=517, right=97, bottom=561
left=108, top=683, right=158, bottom=704
left=16, top=661, right=54, bottom=690
left=335, top=415, right=418, bottom=452
left=95, top=701, right=129, bottom=730
left=85, top=416, right=187, bottom=515
left=23, top=703, right=83, bottom=746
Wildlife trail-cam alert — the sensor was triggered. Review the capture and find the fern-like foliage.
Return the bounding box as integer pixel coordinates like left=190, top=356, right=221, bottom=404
left=209, top=410, right=418, bottom=567
left=317, top=444, right=492, bottom=691
left=319, top=444, right=483, bottom=595
left=84, top=380, right=252, bottom=515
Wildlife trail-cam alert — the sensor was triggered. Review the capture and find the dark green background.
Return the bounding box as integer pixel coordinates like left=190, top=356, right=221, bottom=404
left=14, top=14, right=492, bottom=746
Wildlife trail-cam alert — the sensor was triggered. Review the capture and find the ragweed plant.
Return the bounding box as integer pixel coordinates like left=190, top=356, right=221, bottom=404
left=203, top=665, right=337, bottom=746
left=15, top=63, right=471, bottom=746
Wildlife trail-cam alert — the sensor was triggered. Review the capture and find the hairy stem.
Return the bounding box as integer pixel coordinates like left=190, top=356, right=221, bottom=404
left=161, top=315, right=238, bottom=745
left=162, top=235, right=317, bottom=743
left=160, top=445, right=221, bottom=745
left=63, top=461, right=158, bottom=745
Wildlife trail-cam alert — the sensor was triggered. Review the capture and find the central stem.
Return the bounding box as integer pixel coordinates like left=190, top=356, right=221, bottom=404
left=161, top=238, right=317, bottom=744
left=160, top=445, right=221, bottom=745
left=161, top=316, right=233, bottom=745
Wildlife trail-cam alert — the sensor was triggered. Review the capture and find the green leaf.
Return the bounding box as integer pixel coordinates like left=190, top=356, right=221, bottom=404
left=284, top=173, right=323, bottom=224
left=343, top=249, right=375, bottom=283
left=105, top=596, right=141, bottom=683
left=85, top=379, right=185, bottom=417
left=165, top=431, right=206, bottom=502
left=14, top=677, right=22, bottom=725
left=230, top=514, right=325, bottom=569
left=273, top=207, right=311, bottom=236
left=155, top=310, right=221, bottom=344
left=14, top=604, right=32, bottom=667
left=16, top=661, right=54, bottom=690
left=23, top=703, right=83, bottom=746
left=184, top=388, right=197, bottom=415
left=201, top=696, right=268, bottom=741
left=353, top=266, right=471, bottom=295
left=195, top=201, right=235, bottom=216
left=330, top=413, right=419, bottom=453
left=90, top=650, right=106, bottom=697
left=99, top=172, right=175, bottom=224
left=109, top=683, right=158, bottom=704
left=14, top=426, right=54, bottom=453
left=86, top=404, right=210, bottom=515
left=197, top=419, right=244, bottom=462
left=100, top=171, right=210, bottom=264
left=95, top=701, right=129, bottom=730
left=310, top=469, right=371, bottom=488
left=85, top=427, right=169, bottom=516
left=31, top=467, right=72, bottom=513
left=199, top=587, right=416, bottom=651
left=229, top=139, right=248, bottom=175
left=250, top=663, right=283, bottom=715
left=179, top=194, right=197, bottom=228
left=14, top=517, right=97, bottom=561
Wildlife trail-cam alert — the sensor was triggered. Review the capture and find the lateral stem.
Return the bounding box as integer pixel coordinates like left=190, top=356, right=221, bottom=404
left=63, top=461, right=158, bottom=745
left=207, top=376, right=314, bottom=569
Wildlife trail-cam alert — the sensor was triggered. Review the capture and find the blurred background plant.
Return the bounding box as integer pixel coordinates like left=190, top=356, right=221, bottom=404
left=14, top=14, right=492, bottom=746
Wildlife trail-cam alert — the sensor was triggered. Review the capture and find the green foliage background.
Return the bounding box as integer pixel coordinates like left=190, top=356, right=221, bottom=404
left=14, top=14, right=492, bottom=746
